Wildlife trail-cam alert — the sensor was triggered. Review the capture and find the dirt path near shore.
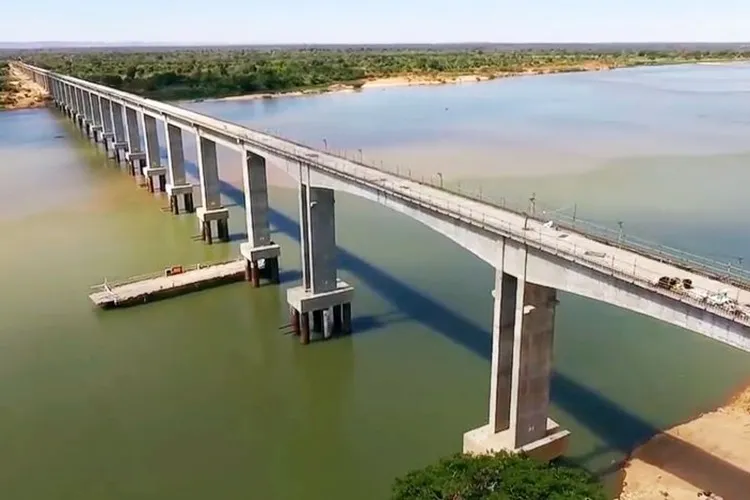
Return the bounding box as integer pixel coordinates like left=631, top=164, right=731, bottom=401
left=619, top=386, right=750, bottom=500
left=0, top=65, right=48, bottom=110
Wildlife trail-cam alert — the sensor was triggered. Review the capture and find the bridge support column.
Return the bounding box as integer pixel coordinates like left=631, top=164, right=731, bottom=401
left=99, top=97, right=115, bottom=155
left=463, top=270, right=570, bottom=460
left=239, top=151, right=280, bottom=287
left=80, top=90, right=93, bottom=138
left=142, top=114, right=167, bottom=192
left=110, top=102, right=128, bottom=163
left=164, top=122, right=194, bottom=214
left=124, top=107, right=146, bottom=176
left=286, top=182, right=353, bottom=344
left=195, top=134, right=229, bottom=244
left=463, top=264, right=569, bottom=461
left=89, top=93, right=103, bottom=143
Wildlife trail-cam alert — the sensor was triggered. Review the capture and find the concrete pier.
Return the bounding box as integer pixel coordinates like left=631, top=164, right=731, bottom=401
left=287, top=182, right=354, bottom=344
left=110, top=102, right=128, bottom=162
left=142, top=114, right=167, bottom=192
left=463, top=269, right=569, bottom=461
left=99, top=97, right=115, bottom=154
left=164, top=122, right=194, bottom=214
left=81, top=89, right=93, bottom=137
left=239, top=151, right=280, bottom=287
left=124, top=107, right=145, bottom=175
left=89, top=259, right=246, bottom=309
left=196, top=134, right=229, bottom=244
left=89, top=93, right=103, bottom=143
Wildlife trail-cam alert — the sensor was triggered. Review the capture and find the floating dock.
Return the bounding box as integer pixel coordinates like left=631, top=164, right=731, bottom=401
left=89, top=259, right=247, bottom=309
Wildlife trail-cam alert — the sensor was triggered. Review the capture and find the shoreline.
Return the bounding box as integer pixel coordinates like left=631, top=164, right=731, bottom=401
left=0, top=65, right=49, bottom=111
left=200, top=59, right=747, bottom=104
left=204, top=64, right=612, bottom=103
left=618, top=381, right=750, bottom=499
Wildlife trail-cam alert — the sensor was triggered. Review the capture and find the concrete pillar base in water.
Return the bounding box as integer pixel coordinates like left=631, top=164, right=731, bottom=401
left=196, top=207, right=229, bottom=245
left=166, top=184, right=194, bottom=215
left=144, top=167, right=167, bottom=194
left=286, top=286, right=354, bottom=345
left=240, top=243, right=281, bottom=287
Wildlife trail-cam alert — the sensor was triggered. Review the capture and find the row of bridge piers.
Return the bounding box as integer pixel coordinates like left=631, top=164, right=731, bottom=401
left=25, top=65, right=569, bottom=460
left=40, top=69, right=355, bottom=348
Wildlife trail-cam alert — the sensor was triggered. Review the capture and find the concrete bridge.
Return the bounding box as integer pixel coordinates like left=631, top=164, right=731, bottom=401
left=14, top=62, right=750, bottom=461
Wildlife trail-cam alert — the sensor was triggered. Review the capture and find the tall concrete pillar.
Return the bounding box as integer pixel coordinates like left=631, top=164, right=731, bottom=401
left=81, top=90, right=93, bottom=137
left=286, top=178, right=353, bottom=344
left=164, top=122, right=194, bottom=214
left=195, top=133, right=229, bottom=244
left=74, top=88, right=84, bottom=128
left=110, top=102, right=128, bottom=161
left=89, top=93, right=103, bottom=142
left=488, top=271, right=517, bottom=434
left=463, top=250, right=569, bottom=461
left=50, top=80, right=58, bottom=105
left=100, top=97, right=115, bottom=153
left=306, top=186, right=337, bottom=294
left=142, top=114, right=167, bottom=193
left=63, top=84, right=72, bottom=116
left=239, top=151, right=280, bottom=287
left=124, top=107, right=146, bottom=176
left=509, top=281, right=557, bottom=448
left=87, top=92, right=97, bottom=138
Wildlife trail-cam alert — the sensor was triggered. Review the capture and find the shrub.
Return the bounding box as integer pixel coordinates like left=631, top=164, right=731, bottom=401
left=392, top=452, right=606, bottom=500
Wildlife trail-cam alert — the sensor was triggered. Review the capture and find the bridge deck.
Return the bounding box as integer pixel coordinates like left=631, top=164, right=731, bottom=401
left=253, top=136, right=750, bottom=325
left=22, top=62, right=750, bottom=326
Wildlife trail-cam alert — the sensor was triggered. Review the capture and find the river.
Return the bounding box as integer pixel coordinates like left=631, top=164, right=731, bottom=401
left=1, top=63, right=749, bottom=499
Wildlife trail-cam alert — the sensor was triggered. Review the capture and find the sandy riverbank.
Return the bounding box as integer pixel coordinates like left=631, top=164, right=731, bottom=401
left=0, top=65, right=49, bottom=111
left=619, top=385, right=750, bottom=500
left=208, top=61, right=615, bottom=103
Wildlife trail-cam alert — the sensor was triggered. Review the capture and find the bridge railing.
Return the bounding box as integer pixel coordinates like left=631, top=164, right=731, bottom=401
left=369, top=182, right=750, bottom=327
left=281, top=141, right=750, bottom=292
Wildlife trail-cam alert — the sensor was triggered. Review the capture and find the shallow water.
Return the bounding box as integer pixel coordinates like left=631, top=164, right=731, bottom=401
left=1, top=63, right=749, bottom=499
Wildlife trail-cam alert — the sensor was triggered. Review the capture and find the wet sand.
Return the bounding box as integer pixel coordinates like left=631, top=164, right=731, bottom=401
left=619, top=385, right=750, bottom=500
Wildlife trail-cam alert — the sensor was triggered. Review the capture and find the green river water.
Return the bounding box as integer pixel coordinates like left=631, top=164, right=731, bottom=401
left=1, top=63, right=749, bottom=499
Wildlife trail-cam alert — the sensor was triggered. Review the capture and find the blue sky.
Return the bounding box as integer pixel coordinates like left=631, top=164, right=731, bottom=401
left=3, top=0, right=749, bottom=44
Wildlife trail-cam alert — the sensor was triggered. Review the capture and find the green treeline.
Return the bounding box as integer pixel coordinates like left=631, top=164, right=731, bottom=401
left=18, top=48, right=750, bottom=101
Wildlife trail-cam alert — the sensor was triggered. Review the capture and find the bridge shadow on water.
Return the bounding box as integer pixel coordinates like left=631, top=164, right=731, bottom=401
left=134, top=145, right=750, bottom=496
left=204, top=176, right=750, bottom=496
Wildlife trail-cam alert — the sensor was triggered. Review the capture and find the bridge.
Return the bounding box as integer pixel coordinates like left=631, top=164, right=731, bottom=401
left=14, top=61, right=750, bottom=461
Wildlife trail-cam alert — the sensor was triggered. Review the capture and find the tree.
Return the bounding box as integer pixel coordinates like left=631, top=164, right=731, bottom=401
left=391, top=452, right=606, bottom=500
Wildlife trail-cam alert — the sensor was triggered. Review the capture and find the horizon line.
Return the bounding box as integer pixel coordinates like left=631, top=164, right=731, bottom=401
left=3, top=40, right=750, bottom=46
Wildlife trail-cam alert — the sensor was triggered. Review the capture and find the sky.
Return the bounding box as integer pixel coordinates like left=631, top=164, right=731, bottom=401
left=2, top=0, right=749, bottom=44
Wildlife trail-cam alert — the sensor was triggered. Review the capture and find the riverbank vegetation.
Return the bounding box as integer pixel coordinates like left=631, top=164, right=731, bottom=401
left=0, top=62, right=10, bottom=109
left=391, top=452, right=606, bottom=499
left=17, top=47, right=749, bottom=101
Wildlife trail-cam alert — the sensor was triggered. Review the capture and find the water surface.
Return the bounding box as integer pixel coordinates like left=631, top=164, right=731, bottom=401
left=1, top=63, right=750, bottom=499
